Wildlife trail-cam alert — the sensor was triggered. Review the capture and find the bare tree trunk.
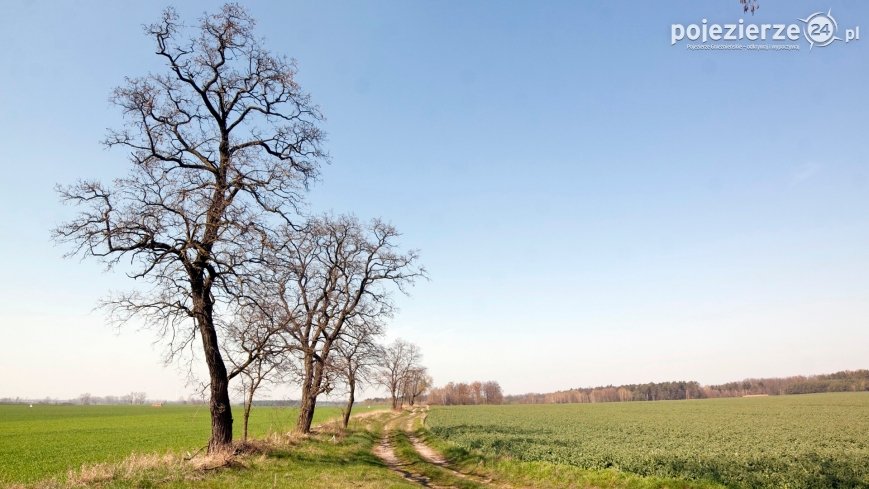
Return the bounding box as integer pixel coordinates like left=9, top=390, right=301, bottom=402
left=342, top=374, right=356, bottom=429
left=204, top=339, right=233, bottom=452
left=296, top=390, right=318, bottom=434
left=304, top=393, right=317, bottom=429
left=303, top=360, right=326, bottom=430
left=194, top=283, right=233, bottom=452
left=243, top=382, right=255, bottom=442
left=295, top=353, right=321, bottom=434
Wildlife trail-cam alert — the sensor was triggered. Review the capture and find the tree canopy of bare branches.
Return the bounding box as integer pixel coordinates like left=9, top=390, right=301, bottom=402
left=53, top=4, right=326, bottom=452
left=401, top=367, right=432, bottom=407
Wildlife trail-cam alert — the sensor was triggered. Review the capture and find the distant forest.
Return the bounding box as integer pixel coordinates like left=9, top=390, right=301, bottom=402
left=502, top=369, right=869, bottom=405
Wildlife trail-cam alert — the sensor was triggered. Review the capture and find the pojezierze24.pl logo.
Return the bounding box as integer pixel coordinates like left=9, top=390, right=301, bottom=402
left=671, top=9, right=860, bottom=50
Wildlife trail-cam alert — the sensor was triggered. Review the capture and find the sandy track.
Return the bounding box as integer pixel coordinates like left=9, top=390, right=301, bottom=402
left=409, top=408, right=512, bottom=488
left=372, top=412, right=449, bottom=488
left=371, top=407, right=516, bottom=489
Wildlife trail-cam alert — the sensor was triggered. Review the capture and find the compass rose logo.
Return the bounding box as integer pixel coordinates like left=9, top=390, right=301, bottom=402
left=800, top=10, right=841, bottom=49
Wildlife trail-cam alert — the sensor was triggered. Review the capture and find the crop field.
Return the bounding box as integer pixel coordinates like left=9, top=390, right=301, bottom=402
left=426, top=392, right=869, bottom=488
left=0, top=403, right=382, bottom=485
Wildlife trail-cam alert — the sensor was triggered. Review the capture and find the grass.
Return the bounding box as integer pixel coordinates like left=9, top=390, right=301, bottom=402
left=95, top=414, right=417, bottom=489
left=5, top=394, right=868, bottom=488
left=0, top=403, right=384, bottom=485
left=425, top=392, right=869, bottom=488
left=420, top=430, right=725, bottom=489
left=33, top=407, right=728, bottom=489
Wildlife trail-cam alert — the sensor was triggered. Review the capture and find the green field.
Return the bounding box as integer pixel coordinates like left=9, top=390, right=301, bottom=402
left=0, top=403, right=380, bottom=485
left=4, top=394, right=869, bottom=488
left=426, top=393, right=869, bottom=488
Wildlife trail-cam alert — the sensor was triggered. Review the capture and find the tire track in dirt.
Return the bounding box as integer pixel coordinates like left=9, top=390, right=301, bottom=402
left=373, top=412, right=452, bottom=488
left=404, top=408, right=517, bottom=489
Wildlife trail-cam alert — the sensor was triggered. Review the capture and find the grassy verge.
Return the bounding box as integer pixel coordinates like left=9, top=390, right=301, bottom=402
left=11, top=409, right=411, bottom=489
left=0, top=404, right=384, bottom=484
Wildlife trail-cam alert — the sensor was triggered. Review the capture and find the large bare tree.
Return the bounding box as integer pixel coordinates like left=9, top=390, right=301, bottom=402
left=274, top=216, right=423, bottom=434
left=53, top=4, right=326, bottom=451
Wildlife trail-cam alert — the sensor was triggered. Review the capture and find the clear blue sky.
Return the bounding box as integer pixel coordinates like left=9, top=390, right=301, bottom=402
left=1, top=1, right=867, bottom=400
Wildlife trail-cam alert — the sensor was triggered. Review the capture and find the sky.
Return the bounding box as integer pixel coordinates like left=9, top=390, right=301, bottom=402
left=1, top=0, right=868, bottom=401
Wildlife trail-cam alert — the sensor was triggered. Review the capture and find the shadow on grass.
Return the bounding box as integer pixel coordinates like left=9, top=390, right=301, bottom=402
left=265, top=430, right=385, bottom=468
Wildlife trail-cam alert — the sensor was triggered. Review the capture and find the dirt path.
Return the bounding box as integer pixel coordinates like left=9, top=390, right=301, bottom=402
left=372, top=413, right=447, bottom=488
left=404, top=410, right=451, bottom=466
left=372, top=407, right=514, bottom=489
left=409, top=408, right=510, bottom=487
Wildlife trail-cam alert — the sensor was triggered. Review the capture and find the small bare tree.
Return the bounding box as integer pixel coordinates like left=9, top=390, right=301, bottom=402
left=53, top=4, right=326, bottom=452
left=234, top=356, right=283, bottom=442
left=331, top=319, right=384, bottom=428
left=224, top=300, right=287, bottom=442
left=376, top=339, right=422, bottom=410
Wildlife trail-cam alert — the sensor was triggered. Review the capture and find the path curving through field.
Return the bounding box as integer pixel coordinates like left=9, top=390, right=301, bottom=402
left=372, top=407, right=511, bottom=489
left=372, top=411, right=443, bottom=487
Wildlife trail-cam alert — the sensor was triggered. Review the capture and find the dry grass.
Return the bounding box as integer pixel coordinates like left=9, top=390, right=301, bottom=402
left=11, top=442, right=275, bottom=489
left=66, top=452, right=180, bottom=486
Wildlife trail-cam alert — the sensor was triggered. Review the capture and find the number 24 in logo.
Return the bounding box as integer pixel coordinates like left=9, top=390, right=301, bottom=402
left=800, top=10, right=860, bottom=49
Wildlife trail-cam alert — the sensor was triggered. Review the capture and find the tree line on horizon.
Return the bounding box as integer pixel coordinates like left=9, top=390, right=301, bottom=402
left=427, top=381, right=504, bottom=405
left=499, top=369, right=869, bottom=404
